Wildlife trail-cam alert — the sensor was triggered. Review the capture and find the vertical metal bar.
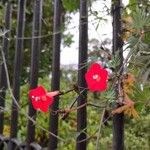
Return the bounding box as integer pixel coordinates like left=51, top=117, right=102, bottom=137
left=10, top=0, right=26, bottom=139
left=0, top=2, right=12, bottom=134
left=48, top=0, right=62, bottom=149
left=76, top=0, right=88, bottom=149
left=112, top=0, right=123, bottom=61
left=112, top=0, right=124, bottom=150
left=27, top=0, right=43, bottom=148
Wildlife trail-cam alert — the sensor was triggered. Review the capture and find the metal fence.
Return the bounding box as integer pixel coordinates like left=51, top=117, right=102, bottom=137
left=0, top=0, right=123, bottom=150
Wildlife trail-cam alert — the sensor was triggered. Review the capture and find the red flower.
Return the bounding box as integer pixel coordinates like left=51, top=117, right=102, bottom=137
left=85, top=63, right=108, bottom=92
left=29, top=86, right=59, bottom=112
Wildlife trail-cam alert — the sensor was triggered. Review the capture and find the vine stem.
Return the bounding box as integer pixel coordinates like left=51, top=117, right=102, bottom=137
left=95, top=108, right=106, bottom=150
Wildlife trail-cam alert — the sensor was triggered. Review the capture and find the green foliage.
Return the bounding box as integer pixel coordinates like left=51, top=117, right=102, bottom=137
left=130, top=83, right=150, bottom=112
left=125, top=114, right=150, bottom=150
left=62, top=0, right=79, bottom=12
left=124, top=5, right=150, bottom=82
left=131, top=7, right=150, bottom=30
left=100, top=89, right=115, bottom=103
left=129, top=0, right=137, bottom=7
left=108, top=54, right=120, bottom=69
left=62, top=32, right=74, bottom=48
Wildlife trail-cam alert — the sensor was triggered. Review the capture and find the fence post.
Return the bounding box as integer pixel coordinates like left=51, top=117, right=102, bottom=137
left=112, top=0, right=124, bottom=150
left=9, top=0, right=26, bottom=147
left=48, top=0, right=62, bottom=149
left=0, top=2, right=12, bottom=134
left=76, top=0, right=88, bottom=149
left=27, top=0, right=43, bottom=149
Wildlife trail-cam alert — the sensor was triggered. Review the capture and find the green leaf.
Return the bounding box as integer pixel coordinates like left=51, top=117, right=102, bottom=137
left=131, top=7, right=150, bottom=30
left=108, top=54, right=120, bottom=69
left=100, top=89, right=116, bottom=103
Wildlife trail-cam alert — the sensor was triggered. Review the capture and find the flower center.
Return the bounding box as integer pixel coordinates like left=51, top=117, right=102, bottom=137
left=93, top=74, right=101, bottom=81
left=41, top=95, right=47, bottom=101
left=34, top=96, right=40, bottom=101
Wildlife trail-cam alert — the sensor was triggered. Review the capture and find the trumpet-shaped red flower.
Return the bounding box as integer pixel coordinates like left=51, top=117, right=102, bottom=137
left=85, top=63, right=108, bottom=92
left=29, top=86, right=59, bottom=112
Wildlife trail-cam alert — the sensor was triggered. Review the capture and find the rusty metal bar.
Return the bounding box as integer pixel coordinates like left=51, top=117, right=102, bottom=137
left=27, top=0, right=43, bottom=149
left=76, top=0, right=88, bottom=149
left=0, top=2, right=12, bottom=134
left=48, top=0, right=62, bottom=149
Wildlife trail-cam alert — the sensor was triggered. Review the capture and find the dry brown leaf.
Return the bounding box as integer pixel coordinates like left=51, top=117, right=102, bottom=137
left=123, top=94, right=135, bottom=106
left=113, top=73, right=139, bottom=118
left=123, top=73, right=135, bottom=94
left=112, top=105, right=129, bottom=115
left=112, top=105, right=139, bottom=118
